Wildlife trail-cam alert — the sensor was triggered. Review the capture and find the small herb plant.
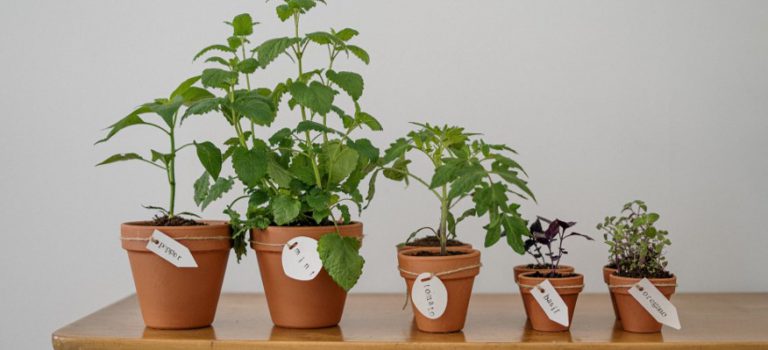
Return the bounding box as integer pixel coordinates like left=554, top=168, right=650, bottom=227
left=96, top=78, right=215, bottom=225
left=523, top=217, right=593, bottom=276
left=184, top=0, right=379, bottom=291
left=597, top=200, right=672, bottom=278
left=378, top=123, right=534, bottom=256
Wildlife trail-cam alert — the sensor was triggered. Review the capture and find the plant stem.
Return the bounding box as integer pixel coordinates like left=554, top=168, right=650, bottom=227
left=168, top=114, right=177, bottom=217
left=439, top=184, right=448, bottom=256
left=293, top=13, right=323, bottom=189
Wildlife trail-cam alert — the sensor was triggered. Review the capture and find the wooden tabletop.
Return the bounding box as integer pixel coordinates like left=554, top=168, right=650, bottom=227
left=52, top=293, right=768, bottom=349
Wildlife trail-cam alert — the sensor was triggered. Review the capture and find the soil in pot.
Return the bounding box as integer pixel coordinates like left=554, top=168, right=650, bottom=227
left=513, top=264, right=575, bottom=283
left=251, top=222, right=363, bottom=329
left=398, top=248, right=481, bottom=333
left=602, top=265, right=620, bottom=320
left=397, top=236, right=472, bottom=252
left=517, top=271, right=584, bottom=332
left=121, top=220, right=231, bottom=329
left=609, top=273, right=677, bottom=333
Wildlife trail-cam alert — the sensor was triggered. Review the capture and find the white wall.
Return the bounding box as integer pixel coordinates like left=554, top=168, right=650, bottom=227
left=2, top=0, right=767, bottom=348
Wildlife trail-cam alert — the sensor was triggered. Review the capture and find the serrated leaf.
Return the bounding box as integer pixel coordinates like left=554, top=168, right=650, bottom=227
left=205, top=56, right=231, bottom=67
left=267, top=159, right=294, bottom=188
left=383, top=157, right=410, bottom=182
left=338, top=205, right=351, bottom=223
left=276, top=4, right=293, bottom=21
left=232, top=97, right=275, bottom=126
left=382, top=138, right=411, bottom=163
left=346, top=45, right=369, bottom=64
left=326, top=70, right=363, bottom=101
left=503, top=215, right=528, bottom=254
left=335, top=28, right=359, bottom=41
left=144, top=96, right=184, bottom=128
left=253, top=37, right=299, bottom=68
left=201, top=177, right=234, bottom=210
left=150, top=150, right=170, bottom=165
left=232, top=144, right=267, bottom=187
left=181, top=87, right=215, bottom=106
left=96, top=106, right=151, bottom=144
left=289, top=155, right=317, bottom=185
left=495, top=169, right=536, bottom=202
left=96, top=153, right=146, bottom=166
left=193, top=173, right=210, bottom=206
left=232, top=13, right=254, bottom=36
left=356, top=112, right=382, bottom=131
left=306, top=31, right=342, bottom=46
left=295, top=120, right=341, bottom=135
left=201, top=68, right=238, bottom=89
left=289, top=81, right=336, bottom=115
left=318, top=233, right=364, bottom=291
left=182, top=98, right=223, bottom=120
left=321, top=143, right=359, bottom=185
left=430, top=161, right=461, bottom=188
left=448, top=166, right=485, bottom=199
left=170, top=76, right=201, bottom=100
left=271, top=194, right=301, bottom=225
left=194, top=44, right=235, bottom=61
left=195, top=141, right=223, bottom=179
left=347, top=138, right=379, bottom=162
left=238, top=58, right=259, bottom=74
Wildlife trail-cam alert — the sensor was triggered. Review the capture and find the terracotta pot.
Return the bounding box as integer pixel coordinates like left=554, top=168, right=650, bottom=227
left=398, top=248, right=481, bottom=333
left=121, top=221, right=231, bottom=329
left=397, top=242, right=473, bottom=252
left=513, top=264, right=574, bottom=283
left=518, top=271, right=584, bottom=332
left=603, top=265, right=620, bottom=320
left=609, top=273, right=677, bottom=333
left=251, top=222, right=363, bottom=329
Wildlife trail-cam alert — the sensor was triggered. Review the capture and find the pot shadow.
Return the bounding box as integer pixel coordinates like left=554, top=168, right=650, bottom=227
left=519, top=320, right=573, bottom=342
left=610, top=321, right=665, bottom=342
left=142, top=326, right=217, bottom=340
left=269, top=325, right=344, bottom=342
left=406, top=320, right=467, bottom=343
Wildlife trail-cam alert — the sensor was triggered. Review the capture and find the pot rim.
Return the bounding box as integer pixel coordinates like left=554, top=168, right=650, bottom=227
left=251, top=221, right=363, bottom=233
left=121, top=220, right=229, bottom=231
left=608, top=272, right=677, bottom=283
left=518, top=271, right=584, bottom=294
left=397, top=247, right=479, bottom=260
left=514, top=264, right=575, bottom=270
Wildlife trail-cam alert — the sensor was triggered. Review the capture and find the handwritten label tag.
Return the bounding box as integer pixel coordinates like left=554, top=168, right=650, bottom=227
left=411, top=273, right=448, bottom=319
left=628, top=278, right=681, bottom=330
left=145, top=230, right=197, bottom=268
left=281, top=236, right=322, bottom=281
left=530, top=279, right=569, bottom=327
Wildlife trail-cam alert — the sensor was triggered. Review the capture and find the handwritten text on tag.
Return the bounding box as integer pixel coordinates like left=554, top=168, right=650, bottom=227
left=411, top=273, right=448, bottom=319
left=281, top=236, right=322, bottom=281
left=628, top=278, right=681, bottom=330
left=146, top=230, right=198, bottom=268
left=530, top=279, right=570, bottom=327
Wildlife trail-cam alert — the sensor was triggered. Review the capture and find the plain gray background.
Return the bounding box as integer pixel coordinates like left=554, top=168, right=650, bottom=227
left=1, top=0, right=767, bottom=348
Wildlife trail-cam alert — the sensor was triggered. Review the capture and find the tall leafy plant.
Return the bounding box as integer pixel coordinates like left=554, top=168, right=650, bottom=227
left=185, top=1, right=380, bottom=291
left=377, top=124, right=534, bottom=256
left=96, top=78, right=214, bottom=222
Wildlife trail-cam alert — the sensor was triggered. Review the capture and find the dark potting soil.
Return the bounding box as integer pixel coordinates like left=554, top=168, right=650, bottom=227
left=409, top=250, right=468, bottom=257
left=525, top=263, right=557, bottom=269
left=616, top=269, right=673, bottom=279
left=528, top=271, right=577, bottom=278
left=405, top=236, right=467, bottom=247
left=146, top=215, right=205, bottom=227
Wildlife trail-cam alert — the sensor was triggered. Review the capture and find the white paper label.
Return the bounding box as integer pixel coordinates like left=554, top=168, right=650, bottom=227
left=411, top=273, right=448, bottom=320
left=628, top=278, right=681, bottom=330
left=281, top=236, right=322, bottom=281
left=530, top=279, right=570, bottom=327
left=145, top=230, right=198, bottom=268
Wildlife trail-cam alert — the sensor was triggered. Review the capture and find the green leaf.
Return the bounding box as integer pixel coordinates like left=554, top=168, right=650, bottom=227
left=95, top=106, right=151, bottom=144
left=238, top=58, right=259, bottom=74
left=170, top=76, right=201, bottom=99
left=430, top=162, right=462, bottom=188
left=267, top=159, right=294, bottom=188
left=201, top=177, right=234, bottom=210
left=232, top=98, right=275, bottom=126
left=306, top=31, right=342, bottom=46
left=382, top=138, right=411, bottom=163
left=318, top=233, right=364, bottom=292
left=346, top=45, right=370, bottom=64
left=383, top=157, right=411, bottom=182
left=205, top=56, right=231, bottom=67
left=448, top=166, right=485, bottom=199
left=289, top=155, right=317, bottom=185
left=347, top=138, right=379, bottom=162
left=232, top=144, right=267, bottom=187
left=181, top=87, right=215, bottom=105
left=232, top=13, right=254, bottom=36
left=276, top=4, right=293, bottom=21
left=272, top=194, right=301, bottom=225
left=194, top=44, right=235, bottom=61
left=326, top=70, right=363, bottom=101
left=268, top=128, right=293, bottom=145
left=338, top=205, right=351, bottom=224
left=96, top=153, right=147, bottom=166
left=201, top=68, right=237, bottom=89
left=335, top=28, right=359, bottom=41
left=182, top=98, right=223, bottom=120
left=253, top=37, right=299, bottom=68
left=495, top=169, right=536, bottom=202
left=356, top=112, right=382, bottom=131
left=249, top=190, right=269, bottom=207
left=195, top=141, right=223, bottom=179
left=295, top=120, right=341, bottom=135
left=150, top=150, right=170, bottom=165
left=144, top=96, right=184, bottom=128
left=289, top=81, right=336, bottom=115
left=322, top=143, right=359, bottom=185
left=485, top=224, right=501, bottom=247
left=306, top=188, right=331, bottom=211
left=193, top=173, right=210, bottom=206
left=503, top=215, right=528, bottom=254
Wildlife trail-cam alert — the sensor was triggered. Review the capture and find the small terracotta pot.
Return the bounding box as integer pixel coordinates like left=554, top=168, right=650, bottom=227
left=518, top=271, right=584, bottom=332
left=397, top=242, right=473, bottom=252
left=121, top=221, right=231, bottom=329
left=602, top=265, right=620, bottom=320
left=609, top=273, right=677, bottom=333
left=398, top=248, right=481, bottom=333
left=251, top=222, right=363, bottom=329
left=513, top=264, right=574, bottom=283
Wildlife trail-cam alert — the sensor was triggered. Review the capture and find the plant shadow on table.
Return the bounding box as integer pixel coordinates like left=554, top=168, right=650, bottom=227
left=519, top=320, right=573, bottom=342
left=610, top=321, right=665, bottom=343
left=269, top=326, right=344, bottom=342
left=407, top=321, right=467, bottom=342
left=142, top=326, right=217, bottom=340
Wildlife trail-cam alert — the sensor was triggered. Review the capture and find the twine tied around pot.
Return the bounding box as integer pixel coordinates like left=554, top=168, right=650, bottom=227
left=398, top=263, right=483, bottom=310
left=120, top=236, right=231, bottom=242
left=516, top=281, right=584, bottom=293
left=250, top=235, right=365, bottom=248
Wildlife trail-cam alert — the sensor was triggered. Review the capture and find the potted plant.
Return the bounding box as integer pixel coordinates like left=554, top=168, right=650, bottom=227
left=514, top=217, right=580, bottom=282
left=96, top=79, right=231, bottom=329
left=516, top=217, right=592, bottom=332
left=598, top=200, right=675, bottom=333
left=185, top=1, right=381, bottom=329
left=379, top=123, right=534, bottom=333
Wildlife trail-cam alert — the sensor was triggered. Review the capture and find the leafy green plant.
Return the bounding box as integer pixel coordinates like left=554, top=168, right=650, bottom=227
left=597, top=200, right=672, bottom=278
left=96, top=78, right=215, bottom=223
left=184, top=0, right=380, bottom=291
left=523, top=217, right=593, bottom=276
left=377, top=123, right=534, bottom=256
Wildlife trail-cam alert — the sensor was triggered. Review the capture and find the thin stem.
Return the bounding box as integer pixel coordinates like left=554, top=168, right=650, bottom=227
left=379, top=167, right=442, bottom=200
left=293, top=12, right=322, bottom=188
left=439, top=184, right=448, bottom=256
left=168, top=114, right=177, bottom=217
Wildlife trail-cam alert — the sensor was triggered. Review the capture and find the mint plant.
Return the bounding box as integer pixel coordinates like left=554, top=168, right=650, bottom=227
left=184, top=1, right=379, bottom=291
left=378, top=123, right=534, bottom=256
left=597, top=200, right=672, bottom=278
left=523, top=217, right=593, bottom=276
left=96, top=78, right=215, bottom=225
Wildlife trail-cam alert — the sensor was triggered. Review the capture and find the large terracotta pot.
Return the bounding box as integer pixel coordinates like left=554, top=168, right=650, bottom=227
left=602, top=265, right=620, bottom=320
left=609, top=273, right=677, bottom=333
left=513, top=264, right=574, bottom=283
left=121, top=221, right=231, bottom=329
left=398, top=248, right=481, bottom=333
left=518, top=272, right=584, bottom=332
left=251, top=222, right=363, bottom=329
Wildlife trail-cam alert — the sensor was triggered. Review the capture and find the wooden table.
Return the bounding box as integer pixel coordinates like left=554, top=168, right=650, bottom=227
left=52, top=293, right=768, bottom=349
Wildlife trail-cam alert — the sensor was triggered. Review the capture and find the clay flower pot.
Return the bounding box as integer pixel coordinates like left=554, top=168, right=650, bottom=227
left=251, top=222, right=363, bottom=329
left=397, top=248, right=481, bottom=333
left=513, top=264, right=574, bottom=283
left=121, top=221, right=231, bottom=329
left=602, top=265, right=620, bottom=320
left=517, top=271, right=584, bottom=332
left=397, top=240, right=472, bottom=252
left=609, top=273, right=677, bottom=333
